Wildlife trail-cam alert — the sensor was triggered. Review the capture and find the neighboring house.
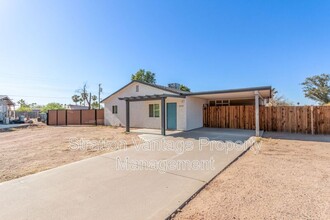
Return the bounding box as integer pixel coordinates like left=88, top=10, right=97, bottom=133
left=67, top=104, right=89, bottom=110
left=101, top=80, right=272, bottom=136
left=0, top=95, right=15, bottom=122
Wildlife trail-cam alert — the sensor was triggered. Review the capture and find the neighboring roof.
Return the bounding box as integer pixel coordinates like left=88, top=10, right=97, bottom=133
left=67, top=104, right=89, bottom=110
left=0, top=95, right=15, bottom=105
left=101, top=80, right=190, bottom=103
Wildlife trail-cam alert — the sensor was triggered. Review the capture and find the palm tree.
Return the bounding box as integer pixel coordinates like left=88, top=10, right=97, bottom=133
left=71, top=95, right=80, bottom=105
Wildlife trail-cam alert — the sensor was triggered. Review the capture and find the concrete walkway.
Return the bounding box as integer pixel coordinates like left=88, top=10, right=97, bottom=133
left=0, top=128, right=256, bottom=220
left=0, top=123, right=29, bottom=131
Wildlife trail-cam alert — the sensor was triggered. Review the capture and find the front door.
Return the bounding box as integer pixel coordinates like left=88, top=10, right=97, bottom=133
left=167, top=103, right=177, bottom=130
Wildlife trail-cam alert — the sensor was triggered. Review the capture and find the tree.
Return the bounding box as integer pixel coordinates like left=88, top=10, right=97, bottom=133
left=75, top=83, right=92, bottom=109
left=91, top=95, right=99, bottom=109
left=71, top=95, right=80, bottom=105
left=41, top=103, right=65, bottom=113
left=131, top=69, right=156, bottom=84
left=180, top=84, right=191, bottom=92
left=301, top=73, right=330, bottom=105
left=17, top=105, right=32, bottom=112
left=17, top=99, right=27, bottom=107
left=73, top=83, right=100, bottom=109
left=268, top=88, right=293, bottom=106
left=16, top=99, right=32, bottom=112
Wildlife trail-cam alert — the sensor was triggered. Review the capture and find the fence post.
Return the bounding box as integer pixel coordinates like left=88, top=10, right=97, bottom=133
left=95, top=110, right=97, bottom=126
left=80, top=110, right=82, bottom=125
left=255, top=91, right=260, bottom=137
left=56, top=110, right=59, bottom=126
left=311, top=106, right=314, bottom=135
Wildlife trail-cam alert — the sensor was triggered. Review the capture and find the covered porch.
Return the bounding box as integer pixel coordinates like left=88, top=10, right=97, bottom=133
left=119, top=94, right=185, bottom=136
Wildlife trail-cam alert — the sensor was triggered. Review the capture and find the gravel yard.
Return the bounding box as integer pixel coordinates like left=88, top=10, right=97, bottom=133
left=0, top=125, right=141, bottom=183
left=175, top=133, right=330, bottom=220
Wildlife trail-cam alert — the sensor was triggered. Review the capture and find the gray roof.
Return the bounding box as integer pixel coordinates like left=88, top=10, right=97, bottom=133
left=146, top=82, right=191, bottom=95
left=187, top=86, right=272, bottom=96
left=101, top=80, right=190, bottom=102
left=0, top=95, right=15, bottom=105
left=102, top=80, right=272, bottom=102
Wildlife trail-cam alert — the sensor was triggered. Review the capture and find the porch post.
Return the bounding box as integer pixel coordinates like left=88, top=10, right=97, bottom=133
left=161, top=97, right=166, bottom=136
left=126, top=100, right=130, bottom=132
left=255, top=91, right=260, bottom=137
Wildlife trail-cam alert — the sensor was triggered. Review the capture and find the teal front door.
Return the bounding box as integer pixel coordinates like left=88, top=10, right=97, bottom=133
left=167, top=103, right=177, bottom=130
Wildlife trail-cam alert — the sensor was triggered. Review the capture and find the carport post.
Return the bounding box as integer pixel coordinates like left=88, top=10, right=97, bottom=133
left=126, top=100, right=130, bottom=132
left=255, top=91, right=260, bottom=137
left=161, top=97, right=166, bottom=136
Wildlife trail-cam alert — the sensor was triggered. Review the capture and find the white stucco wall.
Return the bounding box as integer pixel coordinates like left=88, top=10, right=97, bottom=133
left=0, top=100, right=8, bottom=121
left=103, top=82, right=187, bottom=130
left=185, top=97, right=208, bottom=130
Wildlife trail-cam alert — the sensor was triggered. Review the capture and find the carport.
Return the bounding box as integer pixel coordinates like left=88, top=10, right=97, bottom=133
left=186, top=86, right=272, bottom=137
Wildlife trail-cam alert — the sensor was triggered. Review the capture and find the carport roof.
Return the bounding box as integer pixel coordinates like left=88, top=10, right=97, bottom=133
left=187, top=86, right=272, bottom=100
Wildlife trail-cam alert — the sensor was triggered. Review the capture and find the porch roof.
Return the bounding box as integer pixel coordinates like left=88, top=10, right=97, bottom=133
left=118, top=94, right=185, bottom=102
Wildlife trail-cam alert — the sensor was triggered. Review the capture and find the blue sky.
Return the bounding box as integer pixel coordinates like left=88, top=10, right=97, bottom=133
left=0, top=0, right=329, bottom=105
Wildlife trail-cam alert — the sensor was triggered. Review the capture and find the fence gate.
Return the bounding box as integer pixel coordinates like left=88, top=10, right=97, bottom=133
left=47, top=109, right=104, bottom=126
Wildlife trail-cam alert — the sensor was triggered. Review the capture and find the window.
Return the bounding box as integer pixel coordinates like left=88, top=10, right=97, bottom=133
left=149, top=104, right=160, bottom=117
left=136, top=85, right=139, bottom=92
left=112, top=105, right=118, bottom=114
left=209, top=100, right=230, bottom=106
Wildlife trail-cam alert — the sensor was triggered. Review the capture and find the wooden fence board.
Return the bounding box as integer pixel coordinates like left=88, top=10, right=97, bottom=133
left=81, top=110, right=96, bottom=125
left=57, top=110, right=66, bottom=125
left=67, top=110, right=81, bottom=125
left=48, top=110, right=57, bottom=125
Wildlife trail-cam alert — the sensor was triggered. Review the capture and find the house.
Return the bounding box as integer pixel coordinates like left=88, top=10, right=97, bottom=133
left=101, top=80, right=272, bottom=136
left=67, top=104, right=89, bottom=110
left=0, top=95, right=15, bottom=123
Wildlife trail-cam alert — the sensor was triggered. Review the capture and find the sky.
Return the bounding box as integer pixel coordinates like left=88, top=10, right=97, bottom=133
left=0, top=0, right=329, bottom=106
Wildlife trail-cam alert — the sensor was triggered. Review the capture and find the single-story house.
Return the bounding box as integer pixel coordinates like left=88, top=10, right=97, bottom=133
left=101, top=81, right=272, bottom=136
left=0, top=95, right=15, bottom=123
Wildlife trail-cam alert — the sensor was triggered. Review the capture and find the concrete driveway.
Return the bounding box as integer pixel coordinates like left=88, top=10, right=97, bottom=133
left=0, top=128, right=256, bottom=220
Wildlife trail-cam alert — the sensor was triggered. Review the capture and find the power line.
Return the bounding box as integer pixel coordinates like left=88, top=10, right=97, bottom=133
left=7, top=95, right=69, bottom=99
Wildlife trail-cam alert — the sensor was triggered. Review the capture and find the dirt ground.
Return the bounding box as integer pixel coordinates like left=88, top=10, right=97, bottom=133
left=0, top=125, right=141, bottom=183
left=175, top=132, right=330, bottom=220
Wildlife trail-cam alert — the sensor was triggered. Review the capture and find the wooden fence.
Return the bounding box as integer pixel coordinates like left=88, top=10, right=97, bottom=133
left=203, top=106, right=330, bottom=135
left=47, top=109, right=104, bottom=126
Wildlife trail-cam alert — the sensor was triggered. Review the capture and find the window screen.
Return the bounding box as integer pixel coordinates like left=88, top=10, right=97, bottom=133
left=149, top=104, right=160, bottom=117
left=112, top=105, right=118, bottom=114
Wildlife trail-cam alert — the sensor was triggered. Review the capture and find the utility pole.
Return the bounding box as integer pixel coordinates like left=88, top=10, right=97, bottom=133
left=98, top=83, right=102, bottom=109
